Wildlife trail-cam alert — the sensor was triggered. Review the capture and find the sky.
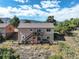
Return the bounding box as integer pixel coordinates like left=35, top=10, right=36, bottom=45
left=0, top=0, right=79, bottom=21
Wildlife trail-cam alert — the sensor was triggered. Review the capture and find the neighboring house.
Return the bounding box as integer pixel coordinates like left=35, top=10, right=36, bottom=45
left=5, top=24, right=18, bottom=40
left=0, top=23, right=18, bottom=40
left=18, top=23, right=54, bottom=44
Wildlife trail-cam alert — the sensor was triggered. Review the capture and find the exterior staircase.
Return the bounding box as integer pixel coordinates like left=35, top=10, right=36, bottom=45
left=21, top=31, right=44, bottom=44
left=22, top=32, right=33, bottom=44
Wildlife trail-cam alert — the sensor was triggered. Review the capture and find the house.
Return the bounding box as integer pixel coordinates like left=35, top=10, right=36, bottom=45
left=18, top=23, right=54, bottom=44
left=5, top=24, right=18, bottom=40
left=0, top=23, right=18, bottom=40
left=0, top=23, right=54, bottom=44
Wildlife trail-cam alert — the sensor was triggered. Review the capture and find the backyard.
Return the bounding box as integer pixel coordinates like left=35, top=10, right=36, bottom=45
left=0, top=38, right=79, bottom=59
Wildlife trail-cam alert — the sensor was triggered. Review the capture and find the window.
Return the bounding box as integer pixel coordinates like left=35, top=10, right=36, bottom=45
left=47, top=36, right=50, bottom=39
left=30, top=29, right=32, bottom=31
left=47, top=29, right=51, bottom=32
left=37, top=37, right=41, bottom=41
left=37, top=29, right=41, bottom=32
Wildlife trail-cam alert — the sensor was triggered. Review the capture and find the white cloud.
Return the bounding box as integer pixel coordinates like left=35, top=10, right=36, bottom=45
left=0, top=7, right=13, bottom=18
left=33, top=4, right=41, bottom=9
left=41, top=0, right=60, bottom=8
left=0, top=7, right=10, bottom=14
left=0, top=3, right=79, bottom=21
left=48, top=4, right=79, bottom=21
left=46, top=8, right=59, bottom=12
left=14, top=0, right=28, bottom=3
left=0, top=5, right=48, bottom=18
left=18, top=5, right=48, bottom=16
left=19, top=5, right=32, bottom=10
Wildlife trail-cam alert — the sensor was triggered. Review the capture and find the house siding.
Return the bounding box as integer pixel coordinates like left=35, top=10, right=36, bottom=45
left=42, top=28, right=54, bottom=42
left=18, top=28, right=54, bottom=44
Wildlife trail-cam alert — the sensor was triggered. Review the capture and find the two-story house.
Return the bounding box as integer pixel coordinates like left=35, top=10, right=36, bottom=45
left=18, top=23, right=54, bottom=44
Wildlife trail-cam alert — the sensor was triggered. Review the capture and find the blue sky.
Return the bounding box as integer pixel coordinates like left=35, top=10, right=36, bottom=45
left=0, top=0, right=79, bottom=21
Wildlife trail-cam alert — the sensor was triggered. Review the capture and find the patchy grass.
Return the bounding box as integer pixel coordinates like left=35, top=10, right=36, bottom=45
left=0, top=40, right=18, bottom=48
left=0, top=39, right=79, bottom=59
left=48, top=55, right=63, bottom=59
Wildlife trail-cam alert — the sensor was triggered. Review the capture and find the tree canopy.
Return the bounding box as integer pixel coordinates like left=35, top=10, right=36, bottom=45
left=46, top=16, right=56, bottom=25
left=55, top=18, right=79, bottom=35
left=9, top=16, right=20, bottom=27
left=0, top=48, right=20, bottom=59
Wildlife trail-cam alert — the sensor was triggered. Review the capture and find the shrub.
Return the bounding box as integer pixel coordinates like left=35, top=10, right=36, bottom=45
left=0, top=48, right=20, bottom=59
left=48, top=55, right=63, bottom=59
left=0, top=34, right=5, bottom=43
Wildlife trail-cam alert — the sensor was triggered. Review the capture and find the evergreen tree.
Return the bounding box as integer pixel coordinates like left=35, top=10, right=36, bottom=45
left=46, top=16, right=56, bottom=25
left=9, top=16, right=20, bottom=27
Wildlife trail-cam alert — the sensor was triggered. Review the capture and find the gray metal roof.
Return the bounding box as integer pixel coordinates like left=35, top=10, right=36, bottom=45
left=18, top=23, right=54, bottom=28
left=0, top=23, right=8, bottom=28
